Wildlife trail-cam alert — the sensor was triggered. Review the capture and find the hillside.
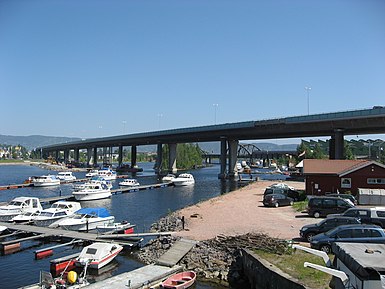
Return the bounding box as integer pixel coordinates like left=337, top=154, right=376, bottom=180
left=0, top=134, right=81, bottom=150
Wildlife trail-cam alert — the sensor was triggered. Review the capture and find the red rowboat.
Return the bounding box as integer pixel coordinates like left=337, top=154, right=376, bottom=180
left=161, top=271, right=196, bottom=289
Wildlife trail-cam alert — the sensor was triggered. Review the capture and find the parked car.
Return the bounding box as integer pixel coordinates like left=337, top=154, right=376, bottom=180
left=325, top=193, right=357, bottom=205
left=310, top=224, right=385, bottom=253
left=306, top=196, right=354, bottom=218
left=263, top=193, right=294, bottom=208
left=268, top=183, right=295, bottom=191
left=264, top=187, right=300, bottom=201
left=327, top=207, right=385, bottom=228
left=299, top=216, right=361, bottom=242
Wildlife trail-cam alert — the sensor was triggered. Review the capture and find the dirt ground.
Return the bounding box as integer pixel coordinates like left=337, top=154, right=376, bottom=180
left=175, top=180, right=316, bottom=241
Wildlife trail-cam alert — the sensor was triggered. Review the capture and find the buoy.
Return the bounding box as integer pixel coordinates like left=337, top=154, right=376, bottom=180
left=35, top=249, right=53, bottom=259
left=124, top=228, right=134, bottom=234
left=3, top=243, right=21, bottom=254
left=67, top=271, right=77, bottom=284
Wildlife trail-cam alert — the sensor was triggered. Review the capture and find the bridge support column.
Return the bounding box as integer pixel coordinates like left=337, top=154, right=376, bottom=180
left=55, top=150, right=60, bottom=163
left=168, top=143, right=177, bottom=174
left=131, top=146, right=137, bottom=168
left=74, top=149, right=80, bottom=163
left=86, top=148, right=92, bottom=167
left=228, top=140, right=239, bottom=179
left=93, top=147, right=98, bottom=167
left=63, top=149, right=69, bottom=164
left=118, top=146, right=123, bottom=166
left=154, top=143, right=163, bottom=175
left=330, top=129, right=344, bottom=160
left=218, top=138, right=227, bottom=179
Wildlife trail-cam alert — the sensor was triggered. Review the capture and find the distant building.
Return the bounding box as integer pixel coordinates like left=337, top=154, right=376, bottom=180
left=303, top=159, right=385, bottom=196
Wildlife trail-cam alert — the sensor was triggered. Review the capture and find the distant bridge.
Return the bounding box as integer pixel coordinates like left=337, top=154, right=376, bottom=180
left=38, top=107, right=385, bottom=179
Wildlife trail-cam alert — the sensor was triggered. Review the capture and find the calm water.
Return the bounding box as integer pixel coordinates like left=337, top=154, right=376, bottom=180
left=0, top=163, right=286, bottom=289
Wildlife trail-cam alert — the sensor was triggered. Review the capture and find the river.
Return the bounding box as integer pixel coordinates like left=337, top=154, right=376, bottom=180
left=0, top=162, right=287, bottom=288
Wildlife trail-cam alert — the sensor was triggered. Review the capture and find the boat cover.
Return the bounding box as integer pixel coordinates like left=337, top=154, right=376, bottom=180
left=332, top=242, right=385, bottom=279
left=75, top=208, right=110, bottom=218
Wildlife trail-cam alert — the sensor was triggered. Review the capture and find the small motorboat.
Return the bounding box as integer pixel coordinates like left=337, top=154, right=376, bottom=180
left=161, top=271, right=196, bottom=289
left=172, top=173, right=195, bottom=186
left=0, top=197, right=42, bottom=222
left=75, top=242, right=123, bottom=269
left=56, top=171, right=77, bottom=181
left=86, top=169, right=99, bottom=178
left=51, top=207, right=115, bottom=231
left=96, top=221, right=135, bottom=234
left=11, top=210, right=41, bottom=223
left=0, top=225, right=8, bottom=234
left=32, top=175, right=61, bottom=187
left=97, top=167, right=117, bottom=180
left=33, top=201, right=81, bottom=227
left=115, top=164, right=143, bottom=173
left=118, top=178, right=140, bottom=187
left=162, top=174, right=176, bottom=183
left=74, top=176, right=112, bottom=191
left=72, top=182, right=112, bottom=201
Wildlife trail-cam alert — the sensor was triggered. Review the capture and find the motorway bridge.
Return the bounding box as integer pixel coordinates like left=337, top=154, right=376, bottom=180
left=39, top=107, right=385, bottom=179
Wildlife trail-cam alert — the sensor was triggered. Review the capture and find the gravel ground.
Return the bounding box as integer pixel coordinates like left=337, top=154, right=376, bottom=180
left=175, top=180, right=315, bottom=241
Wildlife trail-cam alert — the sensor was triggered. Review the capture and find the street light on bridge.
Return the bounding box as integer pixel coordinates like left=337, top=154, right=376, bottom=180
left=305, top=86, right=312, bottom=115
left=213, top=103, right=219, bottom=124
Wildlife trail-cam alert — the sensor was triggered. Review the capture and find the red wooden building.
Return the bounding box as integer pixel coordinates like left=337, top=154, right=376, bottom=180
left=303, top=159, right=385, bottom=197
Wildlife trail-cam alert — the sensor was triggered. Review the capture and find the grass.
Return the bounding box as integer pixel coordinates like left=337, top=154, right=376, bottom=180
left=0, top=159, right=26, bottom=163
left=255, top=249, right=332, bottom=289
left=293, top=200, right=308, bottom=213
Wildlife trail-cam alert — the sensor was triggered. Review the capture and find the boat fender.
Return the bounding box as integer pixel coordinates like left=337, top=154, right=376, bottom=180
left=67, top=271, right=77, bottom=284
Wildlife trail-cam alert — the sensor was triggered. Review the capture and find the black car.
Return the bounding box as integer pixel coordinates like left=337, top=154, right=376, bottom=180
left=263, top=193, right=293, bottom=208
left=299, top=216, right=361, bottom=242
left=310, top=224, right=385, bottom=254
left=263, top=187, right=300, bottom=201
left=306, top=196, right=354, bottom=218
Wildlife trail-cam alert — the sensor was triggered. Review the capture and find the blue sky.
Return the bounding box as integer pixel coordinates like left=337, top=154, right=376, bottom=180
left=1, top=0, right=384, bottom=143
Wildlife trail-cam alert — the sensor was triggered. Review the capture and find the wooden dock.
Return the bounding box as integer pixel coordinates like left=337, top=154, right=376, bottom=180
left=156, top=238, right=197, bottom=267
left=0, top=222, right=172, bottom=249
left=84, top=264, right=182, bottom=289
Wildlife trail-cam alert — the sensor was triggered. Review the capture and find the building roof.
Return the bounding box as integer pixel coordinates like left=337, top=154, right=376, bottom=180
left=303, top=159, right=371, bottom=175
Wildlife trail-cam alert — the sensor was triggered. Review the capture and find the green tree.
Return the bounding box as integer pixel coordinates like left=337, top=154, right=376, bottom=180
left=161, top=143, right=203, bottom=171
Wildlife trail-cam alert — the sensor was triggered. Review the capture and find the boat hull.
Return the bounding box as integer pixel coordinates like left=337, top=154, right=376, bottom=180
left=76, top=246, right=123, bottom=269
left=72, top=191, right=112, bottom=201
left=161, top=271, right=196, bottom=289
left=60, top=217, right=115, bottom=231
left=32, top=181, right=61, bottom=187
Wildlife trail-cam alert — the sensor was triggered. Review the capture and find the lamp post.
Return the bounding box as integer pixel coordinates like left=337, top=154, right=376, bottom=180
left=122, top=120, right=127, bottom=134
left=305, top=86, right=311, bottom=115
left=157, top=114, right=163, bottom=129
left=213, top=103, right=218, bottom=124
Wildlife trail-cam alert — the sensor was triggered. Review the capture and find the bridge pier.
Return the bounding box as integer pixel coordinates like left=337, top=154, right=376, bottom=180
left=228, top=140, right=239, bottom=178
left=218, top=138, right=227, bottom=179
left=131, top=145, right=137, bottom=168
left=154, top=143, right=162, bottom=175
left=330, top=129, right=345, bottom=159
left=118, top=145, right=123, bottom=166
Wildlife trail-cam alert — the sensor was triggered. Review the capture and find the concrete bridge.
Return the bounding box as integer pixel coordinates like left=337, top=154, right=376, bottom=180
left=38, top=107, right=385, bottom=179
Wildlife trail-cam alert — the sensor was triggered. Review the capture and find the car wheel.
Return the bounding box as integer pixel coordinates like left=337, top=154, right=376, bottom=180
left=289, top=200, right=294, bottom=206
left=305, top=232, right=315, bottom=242
left=275, top=202, right=279, bottom=208
left=313, top=211, right=321, bottom=218
left=320, top=244, right=331, bottom=254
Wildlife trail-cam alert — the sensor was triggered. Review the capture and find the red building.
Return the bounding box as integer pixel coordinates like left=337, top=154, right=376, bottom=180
left=303, top=159, right=385, bottom=197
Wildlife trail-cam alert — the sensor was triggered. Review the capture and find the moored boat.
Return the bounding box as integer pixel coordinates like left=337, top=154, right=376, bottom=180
left=161, top=271, right=196, bottom=289
left=172, top=173, right=195, bottom=186
left=11, top=210, right=41, bottom=223
left=96, top=221, right=135, bottom=234
left=97, top=167, right=117, bottom=180
left=118, top=178, right=140, bottom=187
left=0, top=197, right=42, bottom=221
left=86, top=169, right=99, bottom=178
left=75, top=242, right=123, bottom=269
left=32, top=175, right=61, bottom=187
left=33, top=201, right=81, bottom=227
left=51, top=207, right=115, bottom=231
left=162, top=174, right=176, bottom=183
left=56, top=171, right=76, bottom=181
left=115, top=164, right=143, bottom=173
left=72, top=182, right=111, bottom=201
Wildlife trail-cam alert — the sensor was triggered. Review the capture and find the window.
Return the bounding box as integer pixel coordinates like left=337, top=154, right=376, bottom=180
left=370, top=229, right=382, bottom=238
left=323, top=199, right=336, bottom=208
left=367, top=178, right=385, bottom=184
left=376, top=211, right=385, bottom=218
left=341, top=178, right=351, bottom=188
left=336, top=229, right=352, bottom=238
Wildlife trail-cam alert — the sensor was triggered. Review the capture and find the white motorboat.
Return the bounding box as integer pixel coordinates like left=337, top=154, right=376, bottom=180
left=33, top=201, right=81, bottom=227
left=97, top=168, right=117, bottom=180
left=72, top=182, right=112, bottom=201
left=52, top=207, right=115, bottom=231
left=11, top=210, right=41, bottom=223
left=118, top=179, right=140, bottom=187
left=32, top=175, right=61, bottom=187
left=172, top=173, right=195, bottom=186
left=0, top=225, right=7, bottom=233
left=0, top=197, right=42, bottom=221
left=162, top=174, right=176, bottom=183
left=56, top=171, right=76, bottom=181
left=75, top=242, right=123, bottom=269
left=74, top=176, right=112, bottom=191
left=86, top=169, right=99, bottom=178
left=96, top=221, right=135, bottom=234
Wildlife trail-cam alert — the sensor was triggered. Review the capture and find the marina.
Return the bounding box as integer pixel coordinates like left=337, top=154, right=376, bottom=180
left=0, top=162, right=245, bottom=289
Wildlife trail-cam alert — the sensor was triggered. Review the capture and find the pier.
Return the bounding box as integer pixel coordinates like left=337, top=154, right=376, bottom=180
left=0, top=221, right=173, bottom=253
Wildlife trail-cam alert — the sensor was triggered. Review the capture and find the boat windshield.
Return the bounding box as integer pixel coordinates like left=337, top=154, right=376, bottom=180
left=8, top=201, right=24, bottom=206
left=40, top=212, right=54, bottom=217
